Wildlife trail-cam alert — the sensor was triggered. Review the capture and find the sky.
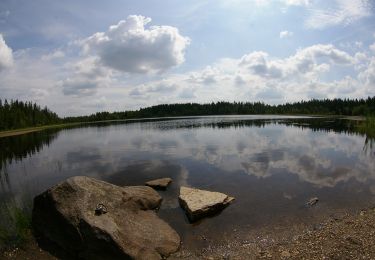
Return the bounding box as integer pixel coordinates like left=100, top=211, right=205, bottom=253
left=0, top=0, right=374, bottom=116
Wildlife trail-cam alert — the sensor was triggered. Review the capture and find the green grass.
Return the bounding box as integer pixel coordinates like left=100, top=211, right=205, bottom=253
left=356, top=117, right=375, bottom=154
left=0, top=204, right=32, bottom=250
left=0, top=122, right=83, bottom=138
left=358, top=116, right=375, bottom=137
left=0, top=119, right=138, bottom=138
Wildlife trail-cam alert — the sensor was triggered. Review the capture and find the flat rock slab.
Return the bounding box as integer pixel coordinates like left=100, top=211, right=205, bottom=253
left=178, top=186, right=235, bottom=222
left=145, top=178, right=172, bottom=190
left=32, top=176, right=180, bottom=260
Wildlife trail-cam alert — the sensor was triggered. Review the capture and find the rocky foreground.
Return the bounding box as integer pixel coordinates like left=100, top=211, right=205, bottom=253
left=171, top=208, right=375, bottom=259
left=4, top=207, right=375, bottom=259
left=145, top=177, right=173, bottom=190
left=3, top=176, right=375, bottom=259
left=32, top=176, right=180, bottom=260
left=28, top=176, right=235, bottom=260
left=263, top=208, right=375, bottom=260
left=179, top=186, right=235, bottom=222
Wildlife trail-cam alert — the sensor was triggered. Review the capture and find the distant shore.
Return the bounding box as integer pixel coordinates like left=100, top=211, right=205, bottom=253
left=0, top=115, right=366, bottom=139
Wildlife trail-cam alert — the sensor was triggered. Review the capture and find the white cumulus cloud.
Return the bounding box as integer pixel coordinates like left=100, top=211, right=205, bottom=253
left=239, top=44, right=354, bottom=80
left=120, top=43, right=361, bottom=109
left=291, top=44, right=354, bottom=70
left=359, top=57, right=375, bottom=94
left=280, top=30, right=293, bottom=38
left=61, top=57, right=112, bottom=96
left=80, top=15, right=190, bottom=74
left=240, top=51, right=284, bottom=78
left=0, top=34, right=13, bottom=71
left=41, top=49, right=65, bottom=61
left=283, top=0, right=310, bottom=6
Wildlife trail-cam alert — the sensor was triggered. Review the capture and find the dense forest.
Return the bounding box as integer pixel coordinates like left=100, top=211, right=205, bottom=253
left=1, top=97, right=374, bottom=130
left=0, top=100, right=60, bottom=130
left=64, top=97, right=375, bottom=123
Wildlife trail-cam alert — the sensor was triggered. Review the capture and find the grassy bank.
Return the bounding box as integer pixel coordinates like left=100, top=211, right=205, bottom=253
left=0, top=205, right=32, bottom=252
left=0, top=123, right=83, bottom=138
left=357, top=117, right=375, bottom=154
left=357, top=116, right=375, bottom=137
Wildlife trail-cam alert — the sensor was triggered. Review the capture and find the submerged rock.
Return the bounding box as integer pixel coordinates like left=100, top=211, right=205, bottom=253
left=32, top=176, right=180, bottom=260
left=145, top=178, right=172, bottom=190
left=307, top=197, right=319, bottom=207
left=178, top=186, right=235, bottom=222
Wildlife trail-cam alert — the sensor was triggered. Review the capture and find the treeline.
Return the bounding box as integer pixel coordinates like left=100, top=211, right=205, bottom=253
left=0, top=99, right=60, bottom=130
left=64, top=97, right=375, bottom=123
left=0, top=97, right=374, bottom=130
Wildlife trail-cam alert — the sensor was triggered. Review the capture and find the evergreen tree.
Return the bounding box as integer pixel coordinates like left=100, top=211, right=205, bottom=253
left=0, top=99, right=61, bottom=130
left=1, top=97, right=374, bottom=131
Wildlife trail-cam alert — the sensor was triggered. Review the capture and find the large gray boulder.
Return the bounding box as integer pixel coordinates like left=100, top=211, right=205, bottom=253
left=32, top=176, right=180, bottom=260
left=178, top=186, right=235, bottom=222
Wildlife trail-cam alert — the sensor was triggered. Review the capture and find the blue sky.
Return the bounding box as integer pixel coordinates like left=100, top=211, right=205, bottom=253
left=0, top=0, right=374, bottom=116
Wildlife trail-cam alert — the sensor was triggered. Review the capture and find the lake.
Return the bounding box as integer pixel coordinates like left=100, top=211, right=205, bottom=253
left=1, top=115, right=375, bottom=252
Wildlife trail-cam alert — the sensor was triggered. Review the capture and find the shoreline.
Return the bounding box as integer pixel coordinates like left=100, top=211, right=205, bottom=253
left=0, top=123, right=81, bottom=138
left=0, top=114, right=365, bottom=138
left=2, top=206, right=375, bottom=259
left=170, top=207, right=375, bottom=259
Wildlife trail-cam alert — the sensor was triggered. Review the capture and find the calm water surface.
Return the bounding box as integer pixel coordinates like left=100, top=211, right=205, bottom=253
left=1, top=115, right=375, bottom=249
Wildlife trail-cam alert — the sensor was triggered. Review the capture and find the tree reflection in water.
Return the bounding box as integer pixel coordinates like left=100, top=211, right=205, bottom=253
left=0, top=116, right=374, bottom=250
left=0, top=129, right=60, bottom=192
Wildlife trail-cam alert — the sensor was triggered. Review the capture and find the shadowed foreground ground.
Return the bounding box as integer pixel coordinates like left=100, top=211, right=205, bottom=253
left=2, top=207, right=375, bottom=260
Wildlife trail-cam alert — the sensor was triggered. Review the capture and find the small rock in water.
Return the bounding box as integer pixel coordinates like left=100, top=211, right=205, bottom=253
left=145, top=177, right=172, bottom=190
left=306, top=197, right=319, bottom=207
left=179, top=186, right=234, bottom=222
